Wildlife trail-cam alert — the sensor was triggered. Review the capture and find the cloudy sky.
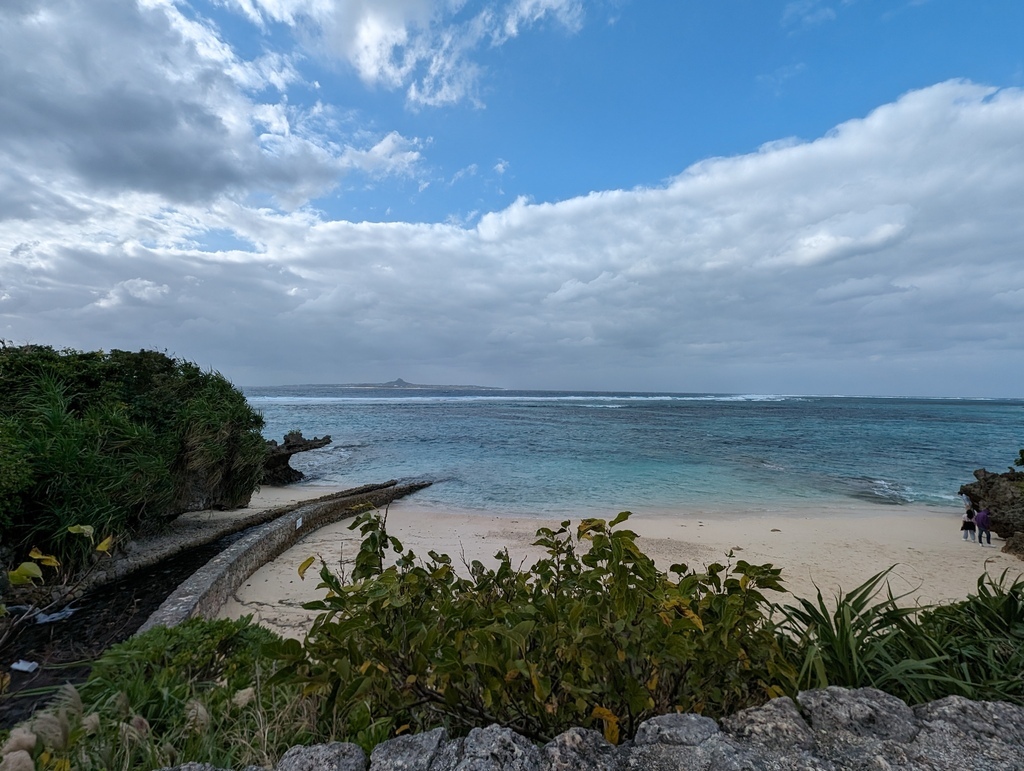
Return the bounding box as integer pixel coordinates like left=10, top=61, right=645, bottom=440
left=2, top=1, right=1023, bottom=396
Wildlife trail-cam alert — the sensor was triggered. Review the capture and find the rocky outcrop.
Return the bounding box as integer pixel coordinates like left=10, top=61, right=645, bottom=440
left=959, top=467, right=1024, bottom=559
left=155, top=687, right=1024, bottom=771
left=262, top=432, right=333, bottom=485
left=1003, top=532, right=1024, bottom=561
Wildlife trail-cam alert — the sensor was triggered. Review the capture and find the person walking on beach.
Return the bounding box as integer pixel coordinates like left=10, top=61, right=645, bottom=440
left=975, top=506, right=992, bottom=547
left=961, top=508, right=977, bottom=542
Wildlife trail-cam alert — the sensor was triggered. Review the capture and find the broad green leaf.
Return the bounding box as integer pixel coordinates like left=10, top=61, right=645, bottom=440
left=8, top=561, right=43, bottom=585
left=609, top=511, right=632, bottom=527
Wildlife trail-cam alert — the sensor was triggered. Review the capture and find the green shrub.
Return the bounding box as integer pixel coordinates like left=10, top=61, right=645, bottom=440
left=0, top=344, right=265, bottom=573
left=14, top=521, right=1023, bottom=766
left=173, top=372, right=266, bottom=511
left=0, top=417, right=32, bottom=533
left=273, top=511, right=797, bottom=745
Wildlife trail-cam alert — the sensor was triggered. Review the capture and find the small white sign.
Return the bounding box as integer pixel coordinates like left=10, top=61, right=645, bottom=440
left=295, top=517, right=303, bottom=530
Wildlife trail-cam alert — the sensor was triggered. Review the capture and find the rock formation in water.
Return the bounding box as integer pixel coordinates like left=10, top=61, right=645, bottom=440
left=959, top=467, right=1024, bottom=560
left=153, top=686, right=1024, bottom=771
left=262, top=431, right=332, bottom=486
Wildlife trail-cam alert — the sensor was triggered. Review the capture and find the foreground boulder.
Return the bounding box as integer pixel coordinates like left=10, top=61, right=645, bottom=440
left=155, top=687, right=1024, bottom=770
left=262, top=431, right=333, bottom=485
left=960, top=467, right=1024, bottom=558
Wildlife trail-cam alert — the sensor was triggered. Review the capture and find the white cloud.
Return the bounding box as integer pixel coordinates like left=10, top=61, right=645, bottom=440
left=495, top=0, right=583, bottom=43
left=0, top=0, right=334, bottom=207
left=225, top=0, right=585, bottom=106
left=340, top=131, right=424, bottom=176
left=0, top=0, right=433, bottom=228
left=95, top=278, right=171, bottom=308
left=4, top=80, right=1024, bottom=395
left=782, top=0, right=837, bottom=28
left=450, top=164, right=479, bottom=185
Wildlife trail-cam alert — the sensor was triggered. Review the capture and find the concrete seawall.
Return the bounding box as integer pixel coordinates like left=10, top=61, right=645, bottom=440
left=137, top=481, right=430, bottom=633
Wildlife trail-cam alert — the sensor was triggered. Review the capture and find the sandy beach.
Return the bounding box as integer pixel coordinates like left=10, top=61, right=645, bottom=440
left=218, top=490, right=1023, bottom=638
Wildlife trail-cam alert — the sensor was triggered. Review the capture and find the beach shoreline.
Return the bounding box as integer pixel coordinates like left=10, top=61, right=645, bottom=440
left=219, top=491, right=1023, bottom=639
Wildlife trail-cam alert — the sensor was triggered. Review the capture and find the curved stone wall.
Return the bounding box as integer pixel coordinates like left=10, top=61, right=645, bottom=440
left=138, top=481, right=429, bottom=633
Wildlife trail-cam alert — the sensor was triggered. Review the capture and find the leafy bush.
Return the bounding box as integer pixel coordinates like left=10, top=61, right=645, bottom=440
left=0, top=344, right=265, bottom=573
left=11, top=518, right=1024, bottom=767
left=273, top=511, right=797, bottom=744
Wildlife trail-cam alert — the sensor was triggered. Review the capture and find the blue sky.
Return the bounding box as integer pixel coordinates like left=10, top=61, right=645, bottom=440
left=191, top=0, right=1024, bottom=226
left=2, top=1, right=1024, bottom=395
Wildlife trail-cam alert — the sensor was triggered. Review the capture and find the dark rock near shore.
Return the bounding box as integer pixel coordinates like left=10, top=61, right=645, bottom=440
left=1003, top=532, right=1024, bottom=561
left=959, top=468, right=1024, bottom=558
left=263, top=431, right=332, bottom=485
left=174, top=466, right=257, bottom=514
left=155, top=687, right=1024, bottom=771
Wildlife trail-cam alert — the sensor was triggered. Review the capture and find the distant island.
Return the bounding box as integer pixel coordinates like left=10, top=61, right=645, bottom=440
left=341, top=378, right=503, bottom=391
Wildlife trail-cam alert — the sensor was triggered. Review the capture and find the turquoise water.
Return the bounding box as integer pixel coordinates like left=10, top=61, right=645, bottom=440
left=244, top=387, right=1023, bottom=518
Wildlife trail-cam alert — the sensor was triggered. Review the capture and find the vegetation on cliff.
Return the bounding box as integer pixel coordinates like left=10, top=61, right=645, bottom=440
left=0, top=344, right=265, bottom=575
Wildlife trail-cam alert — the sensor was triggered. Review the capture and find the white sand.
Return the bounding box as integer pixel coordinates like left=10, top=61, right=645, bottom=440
left=218, top=497, right=1023, bottom=639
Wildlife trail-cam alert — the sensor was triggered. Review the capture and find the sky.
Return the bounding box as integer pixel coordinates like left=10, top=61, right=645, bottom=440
left=2, top=1, right=1024, bottom=396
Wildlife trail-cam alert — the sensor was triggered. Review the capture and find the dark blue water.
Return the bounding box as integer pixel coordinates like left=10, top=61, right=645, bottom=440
left=244, top=387, right=1023, bottom=518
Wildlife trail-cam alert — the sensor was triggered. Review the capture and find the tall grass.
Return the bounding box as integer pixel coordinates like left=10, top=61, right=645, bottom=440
left=776, top=569, right=1024, bottom=705
left=9, top=377, right=172, bottom=569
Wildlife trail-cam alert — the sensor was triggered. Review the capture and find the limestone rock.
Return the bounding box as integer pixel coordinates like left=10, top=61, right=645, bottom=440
left=627, top=713, right=723, bottom=770
left=154, top=688, right=1024, bottom=771
left=960, top=468, right=1024, bottom=542
left=370, top=727, right=446, bottom=770
left=541, top=727, right=619, bottom=771
left=430, top=725, right=541, bottom=771
left=799, top=686, right=921, bottom=744
left=263, top=431, right=333, bottom=485
left=276, top=741, right=367, bottom=771
left=1003, top=532, right=1024, bottom=560
left=894, top=695, right=1024, bottom=770
left=720, top=696, right=815, bottom=752
left=634, top=713, right=719, bottom=747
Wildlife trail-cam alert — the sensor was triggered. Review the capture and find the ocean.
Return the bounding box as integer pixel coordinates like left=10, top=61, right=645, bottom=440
left=244, top=387, right=1023, bottom=519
